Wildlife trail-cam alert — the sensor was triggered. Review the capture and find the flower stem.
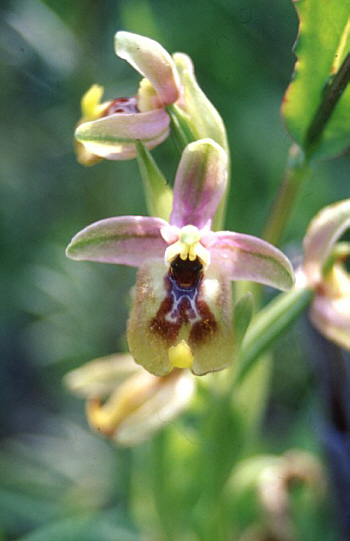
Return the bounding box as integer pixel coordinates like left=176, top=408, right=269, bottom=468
left=263, top=54, right=350, bottom=247
left=304, top=52, right=350, bottom=158
left=151, top=432, right=177, bottom=541
left=262, top=143, right=312, bottom=246
left=234, top=287, right=314, bottom=385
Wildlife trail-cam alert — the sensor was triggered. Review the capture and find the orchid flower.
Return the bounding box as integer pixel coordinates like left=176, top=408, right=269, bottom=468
left=75, top=83, right=171, bottom=165
left=229, top=450, right=324, bottom=540
left=297, top=199, right=350, bottom=350
left=75, top=32, right=181, bottom=163
left=64, top=353, right=194, bottom=446
left=66, top=139, right=294, bottom=376
left=75, top=32, right=228, bottom=164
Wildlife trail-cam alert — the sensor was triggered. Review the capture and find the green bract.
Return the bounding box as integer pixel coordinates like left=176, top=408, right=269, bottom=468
left=173, top=53, right=228, bottom=153
left=283, top=0, right=350, bottom=159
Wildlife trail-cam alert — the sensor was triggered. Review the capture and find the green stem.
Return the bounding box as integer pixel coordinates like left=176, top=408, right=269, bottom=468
left=151, top=432, right=176, bottom=541
left=262, top=143, right=312, bottom=246
left=115, top=448, right=133, bottom=513
left=234, top=287, right=314, bottom=385
left=304, top=52, right=350, bottom=158
left=263, top=53, right=350, bottom=247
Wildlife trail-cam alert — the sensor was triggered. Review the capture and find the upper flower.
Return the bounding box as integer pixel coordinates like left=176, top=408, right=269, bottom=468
left=75, top=31, right=228, bottom=164
left=297, top=199, right=350, bottom=350
left=75, top=32, right=181, bottom=163
left=66, top=139, right=294, bottom=376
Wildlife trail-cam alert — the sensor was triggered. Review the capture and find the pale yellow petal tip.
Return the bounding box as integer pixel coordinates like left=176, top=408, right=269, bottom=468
left=86, top=399, right=116, bottom=437
left=75, top=85, right=110, bottom=165
left=165, top=225, right=210, bottom=267
left=137, top=78, right=159, bottom=112
left=168, top=340, right=193, bottom=369
left=325, top=264, right=350, bottom=297
left=81, top=84, right=107, bottom=120
left=75, top=139, right=104, bottom=167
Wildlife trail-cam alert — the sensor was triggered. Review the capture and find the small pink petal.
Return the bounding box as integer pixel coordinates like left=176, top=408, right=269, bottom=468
left=66, top=216, right=168, bottom=266
left=209, top=231, right=295, bottom=291
left=170, top=139, right=228, bottom=229
left=160, top=224, right=180, bottom=244
left=115, top=32, right=180, bottom=107
left=303, top=199, right=350, bottom=285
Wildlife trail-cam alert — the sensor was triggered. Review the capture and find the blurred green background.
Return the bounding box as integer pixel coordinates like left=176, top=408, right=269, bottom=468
left=0, top=0, right=349, bottom=539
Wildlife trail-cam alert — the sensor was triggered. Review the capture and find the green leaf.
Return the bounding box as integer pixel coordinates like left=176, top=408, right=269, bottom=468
left=283, top=0, right=350, bottom=160
left=17, top=511, right=140, bottom=541
left=236, top=287, right=314, bottom=383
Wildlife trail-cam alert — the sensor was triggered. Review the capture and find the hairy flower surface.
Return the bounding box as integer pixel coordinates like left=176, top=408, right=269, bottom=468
left=64, top=353, right=194, bottom=446
left=297, top=199, right=350, bottom=350
left=67, top=139, right=294, bottom=376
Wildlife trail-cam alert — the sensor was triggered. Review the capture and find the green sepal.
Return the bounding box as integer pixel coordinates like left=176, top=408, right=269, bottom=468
left=173, top=57, right=229, bottom=153
left=135, top=141, right=173, bottom=221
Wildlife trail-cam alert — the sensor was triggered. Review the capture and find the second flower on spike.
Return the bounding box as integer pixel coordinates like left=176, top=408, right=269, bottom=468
left=67, top=139, right=294, bottom=376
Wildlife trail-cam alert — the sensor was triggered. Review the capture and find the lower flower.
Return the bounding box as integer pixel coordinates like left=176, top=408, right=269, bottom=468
left=297, top=199, right=350, bottom=351
left=64, top=353, right=195, bottom=446
left=309, top=262, right=350, bottom=350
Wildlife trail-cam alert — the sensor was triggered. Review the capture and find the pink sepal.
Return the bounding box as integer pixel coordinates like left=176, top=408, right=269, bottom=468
left=66, top=216, right=168, bottom=266
left=209, top=231, right=295, bottom=291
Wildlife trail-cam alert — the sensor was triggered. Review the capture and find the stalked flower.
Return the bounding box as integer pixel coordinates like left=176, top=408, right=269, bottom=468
left=75, top=32, right=181, bottom=162
left=66, top=139, right=294, bottom=376
left=75, top=32, right=228, bottom=165
left=64, top=353, right=194, bottom=446
left=297, top=199, right=350, bottom=350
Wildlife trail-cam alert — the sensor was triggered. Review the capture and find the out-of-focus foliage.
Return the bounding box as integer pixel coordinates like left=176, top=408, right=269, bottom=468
left=0, top=0, right=349, bottom=539
left=282, top=0, right=350, bottom=159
